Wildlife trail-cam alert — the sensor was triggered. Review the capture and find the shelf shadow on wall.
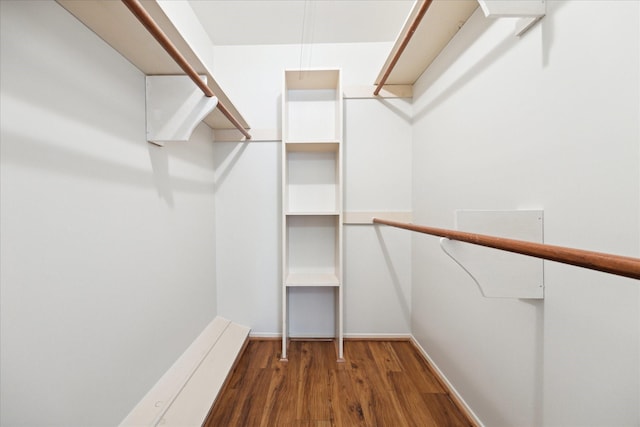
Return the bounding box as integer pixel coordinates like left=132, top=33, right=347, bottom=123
left=1, top=130, right=215, bottom=196
left=413, top=2, right=563, bottom=123
left=371, top=98, right=412, bottom=124
left=374, top=225, right=411, bottom=325
left=413, top=34, right=517, bottom=123
left=148, top=143, right=174, bottom=207
left=2, top=2, right=145, bottom=149
left=212, top=141, right=249, bottom=193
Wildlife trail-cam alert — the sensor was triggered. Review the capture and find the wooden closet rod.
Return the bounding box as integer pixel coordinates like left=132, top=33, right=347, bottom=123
left=373, top=218, right=640, bottom=280
left=121, top=0, right=251, bottom=140
left=374, top=0, right=433, bottom=96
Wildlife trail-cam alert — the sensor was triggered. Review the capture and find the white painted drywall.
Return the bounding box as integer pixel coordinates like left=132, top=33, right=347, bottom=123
left=411, top=2, right=639, bottom=426
left=0, top=2, right=218, bottom=425
left=343, top=98, right=412, bottom=335
left=212, top=43, right=412, bottom=336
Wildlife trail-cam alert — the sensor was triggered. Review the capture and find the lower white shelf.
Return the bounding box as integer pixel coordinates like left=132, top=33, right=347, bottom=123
left=285, top=273, right=340, bottom=287
left=119, top=316, right=250, bottom=427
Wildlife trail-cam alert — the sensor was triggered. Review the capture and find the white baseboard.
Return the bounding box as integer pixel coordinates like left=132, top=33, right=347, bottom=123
left=409, top=336, right=484, bottom=427
left=249, top=331, right=281, bottom=338
left=249, top=332, right=413, bottom=340
left=344, top=333, right=412, bottom=340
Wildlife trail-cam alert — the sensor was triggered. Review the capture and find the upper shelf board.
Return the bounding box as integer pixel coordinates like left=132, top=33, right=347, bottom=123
left=56, top=0, right=249, bottom=131
left=375, top=0, right=479, bottom=86
left=285, top=69, right=341, bottom=90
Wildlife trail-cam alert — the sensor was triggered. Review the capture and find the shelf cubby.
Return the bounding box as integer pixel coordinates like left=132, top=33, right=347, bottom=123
left=285, top=143, right=340, bottom=214
left=285, top=215, right=340, bottom=285
left=284, top=70, right=341, bottom=143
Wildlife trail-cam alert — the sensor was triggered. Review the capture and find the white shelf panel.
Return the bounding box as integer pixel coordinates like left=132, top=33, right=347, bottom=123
left=285, top=273, right=340, bottom=287
left=286, top=142, right=340, bottom=152
left=286, top=212, right=340, bottom=216
left=285, top=69, right=340, bottom=90
left=375, top=0, right=478, bottom=86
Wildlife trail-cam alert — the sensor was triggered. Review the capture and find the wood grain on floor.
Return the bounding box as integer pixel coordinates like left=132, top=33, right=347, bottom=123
left=204, top=339, right=474, bottom=427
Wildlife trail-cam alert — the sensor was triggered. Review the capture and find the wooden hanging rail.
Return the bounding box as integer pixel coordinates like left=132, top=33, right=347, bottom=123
left=373, top=218, right=640, bottom=280
left=374, top=0, right=433, bottom=96
left=121, top=0, right=251, bottom=140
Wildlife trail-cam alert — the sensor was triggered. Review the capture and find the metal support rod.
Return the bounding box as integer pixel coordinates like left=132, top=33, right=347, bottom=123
left=122, top=0, right=251, bottom=139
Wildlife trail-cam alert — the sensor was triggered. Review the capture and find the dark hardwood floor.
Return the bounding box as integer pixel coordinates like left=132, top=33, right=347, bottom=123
left=204, top=339, right=474, bottom=427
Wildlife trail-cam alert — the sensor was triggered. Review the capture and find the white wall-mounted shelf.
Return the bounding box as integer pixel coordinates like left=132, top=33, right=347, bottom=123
left=57, top=0, right=249, bottom=132
left=375, top=0, right=479, bottom=86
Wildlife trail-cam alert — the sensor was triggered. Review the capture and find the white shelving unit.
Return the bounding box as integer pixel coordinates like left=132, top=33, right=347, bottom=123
left=282, top=69, right=343, bottom=361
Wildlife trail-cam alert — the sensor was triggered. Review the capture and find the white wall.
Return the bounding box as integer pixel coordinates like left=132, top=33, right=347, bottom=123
left=0, top=2, right=218, bottom=425
left=212, top=43, right=413, bottom=336
left=411, top=2, right=639, bottom=426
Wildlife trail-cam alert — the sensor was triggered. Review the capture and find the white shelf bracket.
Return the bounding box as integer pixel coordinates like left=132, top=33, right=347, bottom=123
left=440, top=210, right=545, bottom=299
left=145, top=75, right=218, bottom=146
left=477, top=0, right=546, bottom=37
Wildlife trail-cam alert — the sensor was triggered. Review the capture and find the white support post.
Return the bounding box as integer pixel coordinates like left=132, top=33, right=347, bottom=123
left=477, top=0, right=546, bottom=37
left=145, top=75, right=218, bottom=146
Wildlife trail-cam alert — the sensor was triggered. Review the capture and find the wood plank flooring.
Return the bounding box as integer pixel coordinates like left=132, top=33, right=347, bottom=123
left=204, top=339, right=474, bottom=427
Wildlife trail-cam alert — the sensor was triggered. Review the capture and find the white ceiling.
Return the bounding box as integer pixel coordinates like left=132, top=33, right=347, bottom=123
left=188, top=0, right=415, bottom=46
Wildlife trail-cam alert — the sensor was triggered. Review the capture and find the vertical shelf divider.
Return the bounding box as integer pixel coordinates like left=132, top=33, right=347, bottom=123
left=281, top=69, right=343, bottom=362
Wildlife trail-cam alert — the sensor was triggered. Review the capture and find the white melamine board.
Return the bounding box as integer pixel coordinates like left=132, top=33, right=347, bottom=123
left=375, top=0, right=478, bottom=85
left=288, top=287, right=336, bottom=337
left=285, top=273, right=340, bottom=287
left=286, top=215, right=338, bottom=277
left=286, top=142, right=339, bottom=152
left=160, top=321, right=250, bottom=426
left=285, top=69, right=340, bottom=89
left=286, top=151, right=338, bottom=213
left=440, top=210, right=544, bottom=299
left=285, top=89, right=339, bottom=141
left=120, top=317, right=230, bottom=426
left=282, top=69, right=343, bottom=357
